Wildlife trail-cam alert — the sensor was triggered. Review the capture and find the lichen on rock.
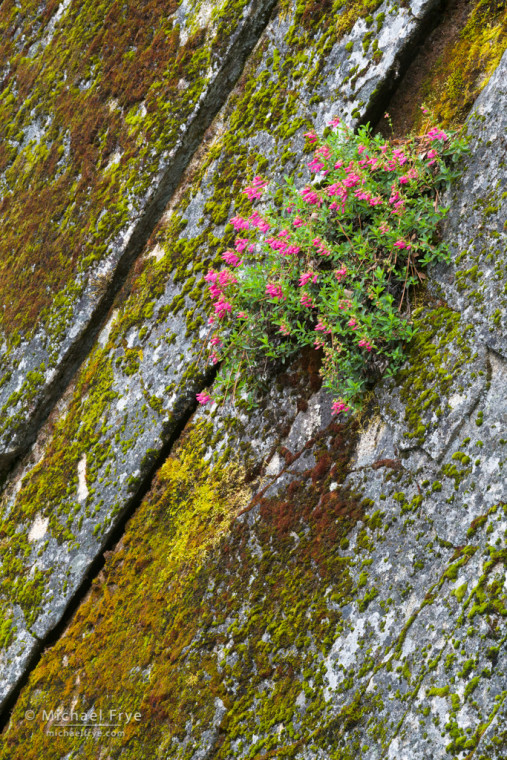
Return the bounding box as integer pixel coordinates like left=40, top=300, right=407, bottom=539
left=0, top=2, right=506, bottom=758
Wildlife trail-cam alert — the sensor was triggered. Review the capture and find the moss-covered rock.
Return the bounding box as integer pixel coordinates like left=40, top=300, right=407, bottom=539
left=0, top=0, right=450, bottom=709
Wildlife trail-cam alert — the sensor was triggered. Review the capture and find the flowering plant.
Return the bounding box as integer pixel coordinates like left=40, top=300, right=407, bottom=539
left=199, top=118, right=468, bottom=414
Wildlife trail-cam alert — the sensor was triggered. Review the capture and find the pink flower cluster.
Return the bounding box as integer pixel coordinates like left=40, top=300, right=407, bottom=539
left=426, top=148, right=438, bottom=166
left=266, top=229, right=300, bottom=256
left=249, top=210, right=271, bottom=233
left=214, top=297, right=232, bottom=319
left=299, top=272, right=317, bottom=287
left=266, top=282, right=285, bottom=300
left=205, top=270, right=236, bottom=318
left=301, top=187, right=322, bottom=206
left=426, top=127, right=447, bottom=142
left=335, top=267, right=347, bottom=282
left=399, top=168, right=418, bottom=184
left=354, top=189, right=383, bottom=207
left=343, top=172, right=361, bottom=188
left=222, top=250, right=242, bottom=267
left=388, top=189, right=405, bottom=214
left=242, top=176, right=268, bottom=201
left=331, top=400, right=350, bottom=415
left=315, top=145, right=331, bottom=159
left=358, top=338, right=373, bottom=351
left=308, top=157, right=325, bottom=173
left=196, top=391, right=213, bottom=405
left=230, top=215, right=250, bottom=231
left=235, top=237, right=249, bottom=253
left=300, top=293, right=314, bottom=308
left=313, top=237, right=330, bottom=256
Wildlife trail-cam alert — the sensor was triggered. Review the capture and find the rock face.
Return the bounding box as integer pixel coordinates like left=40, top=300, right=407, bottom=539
left=0, top=0, right=506, bottom=758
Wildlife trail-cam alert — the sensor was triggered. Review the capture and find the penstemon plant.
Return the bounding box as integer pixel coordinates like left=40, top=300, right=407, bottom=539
left=197, top=117, right=468, bottom=414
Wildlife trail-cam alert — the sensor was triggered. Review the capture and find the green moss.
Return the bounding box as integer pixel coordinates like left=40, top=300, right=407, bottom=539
left=0, top=409, right=367, bottom=758
left=410, top=0, right=507, bottom=131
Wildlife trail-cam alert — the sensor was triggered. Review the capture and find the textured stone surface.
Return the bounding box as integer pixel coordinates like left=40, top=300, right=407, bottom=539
left=0, top=3, right=506, bottom=758
left=0, top=0, right=444, bottom=710
left=433, top=51, right=507, bottom=357
left=0, top=0, right=278, bottom=466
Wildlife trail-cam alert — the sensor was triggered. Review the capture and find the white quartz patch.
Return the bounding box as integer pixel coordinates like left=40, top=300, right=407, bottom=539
left=28, top=514, right=49, bottom=543
left=77, top=455, right=89, bottom=503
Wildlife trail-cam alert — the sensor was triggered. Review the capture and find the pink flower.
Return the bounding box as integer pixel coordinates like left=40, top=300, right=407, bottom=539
left=293, top=216, right=305, bottom=228
left=312, top=237, right=330, bottom=256
left=315, top=145, right=331, bottom=158
left=218, top=270, right=237, bottom=287
left=266, top=237, right=288, bottom=253
left=214, top=297, right=232, bottom=318
left=369, top=196, right=383, bottom=206
left=279, top=323, right=291, bottom=335
left=230, top=215, right=250, bottom=231
left=308, top=158, right=325, bottom=173
left=235, top=237, right=249, bottom=252
left=300, top=293, right=314, bottom=308
left=236, top=311, right=247, bottom=319
left=331, top=400, right=350, bottom=415
left=196, top=391, right=213, bottom=405
left=334, top=160, right=343, bottom=169
left=249, top=210, right=271, bottom=232
left=335, top=267, right=347, bottom=282
left=242, top=176, right=268, bottom=200
left=222, top=250, right=242, bottom=267
left=347, top=318, right=358, bottom=330
left=284, top=245, right=301, bottom=256
left=266, top=283, right=285, bottom=300
left=208, top=284, right=223, bottom=300
left=399, top=176, right=409, bottom=185
left=392, top=148, right=407, bottom=162
left=343, top=173, right=362, bottom=188
left=358, top=339, right=373, bottom=351
left=326, top=183, right=346, bottom=198
left=379, top=223, right=389, bottom=234
left=394, top=239, right=411, bottom=250
left=328, top=116, right=341, bottom=127
left=210, top=336, right=222, bottom=347
left=301, top=187, right=321, bottom=205
left=205, top=270, right=218, bottom=284
left=299, top=272, right=317, bottom=287
left=426, top=148, right=438, bottom=166
left=210, top=352, right=219, bottom=364
left=426, top=127, right=447, bottom=142
left=354, top=189, right=371, bottom=202
left=303, top=131, right=318, bottom=143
